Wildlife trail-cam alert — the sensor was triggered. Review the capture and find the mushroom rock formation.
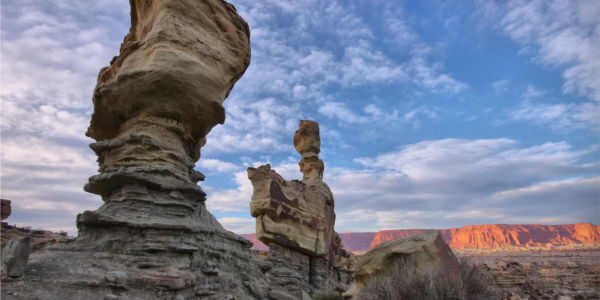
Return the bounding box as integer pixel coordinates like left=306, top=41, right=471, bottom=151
left=1, top=1, right=274, bottom=299
left=79, top=0, right=251, bottom=237
left=248, top=120, right=354, bottom=293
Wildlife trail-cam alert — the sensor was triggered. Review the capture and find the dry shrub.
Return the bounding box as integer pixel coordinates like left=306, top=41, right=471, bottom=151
left=358, top=257, right=498, bottom=300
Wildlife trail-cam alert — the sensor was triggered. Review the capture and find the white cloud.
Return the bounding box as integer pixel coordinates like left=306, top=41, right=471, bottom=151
left=0, top=136, right=100, bottom=235
left=204, top=97, right=300, bottom=155
left=491, top=79, right=510, bottom=93
left=335, top=139, right=596, bottom=229
left=318, top=102, right=368, bottom=124
left=0, top=0, right=128, bottom=235
left=217, top=217, right=256, bottom=234
left=205, top=171, right=253, bottom=212
left=509, top=100, right=600, bottom=133
left=522, top=85, right=547, bottom=99
left=197, top=159, right=241, bottom=173
left=209, top=138, right=597, bottom=231
left=479, top=0, right=600, bottom=100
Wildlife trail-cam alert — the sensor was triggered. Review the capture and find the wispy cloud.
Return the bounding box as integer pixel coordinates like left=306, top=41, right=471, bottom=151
left=217, top=217, right=255, bottom=234
left=491, top=79, right=509, bottom=93
left=477, top=0, right=600, bottom=100
left=509, top=100, right=600, bottom=133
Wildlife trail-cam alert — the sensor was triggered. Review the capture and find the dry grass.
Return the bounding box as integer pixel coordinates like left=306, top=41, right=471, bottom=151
left=358, top=257, right=498, bottom=300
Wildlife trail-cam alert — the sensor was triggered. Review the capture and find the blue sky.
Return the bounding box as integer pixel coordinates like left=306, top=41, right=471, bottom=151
left=1, top=0, right=598, bottom=235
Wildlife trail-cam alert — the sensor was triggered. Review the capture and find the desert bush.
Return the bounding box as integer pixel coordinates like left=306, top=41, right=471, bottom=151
left=357, top=257, right=498, bottom=300
left=458, top=257, right=498, bottom=299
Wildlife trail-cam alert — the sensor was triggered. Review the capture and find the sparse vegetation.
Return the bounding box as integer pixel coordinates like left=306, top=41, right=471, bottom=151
left=312, top=292, right=345, bottom=300
left=358, top=257, right=498, bottom=300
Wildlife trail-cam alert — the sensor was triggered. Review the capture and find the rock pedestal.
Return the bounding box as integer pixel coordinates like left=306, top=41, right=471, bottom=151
left=78, top=0, right=251, bottom=244
left=248, top=120, right=354, bottom=295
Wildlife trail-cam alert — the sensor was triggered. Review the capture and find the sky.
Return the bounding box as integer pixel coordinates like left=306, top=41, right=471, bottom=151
left=1, top=0, right=598, bottom=235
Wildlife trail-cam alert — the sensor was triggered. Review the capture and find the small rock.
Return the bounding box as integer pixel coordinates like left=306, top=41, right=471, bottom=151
left=2, top=236, right=30, bottom=277
left=300, top=290, right=312, bottom=300
left=105, top=270, right=128, bottom=284
left=104, top=294, right=119, bottom=300
left=268, top=290, right=297, bottom=300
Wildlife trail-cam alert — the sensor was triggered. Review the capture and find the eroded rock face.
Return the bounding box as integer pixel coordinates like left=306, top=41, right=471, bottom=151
left=87, top=0, right=250, bottom=147
left=79, top=0, right=250, bottom=237
left=248, top=120, right=353, bottom=294
left=1, top=237, right=30, bottom=278
left=347, top=230, right=460, bottom=297
left=1, top=199, right=11, bottom=221
left=249, top=121, right=336, bottom=258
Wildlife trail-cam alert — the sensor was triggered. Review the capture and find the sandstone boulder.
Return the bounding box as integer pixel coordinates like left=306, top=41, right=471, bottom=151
left=1, top=237, right=30, bottom=277
left=347, top=230, right=460, bottom=297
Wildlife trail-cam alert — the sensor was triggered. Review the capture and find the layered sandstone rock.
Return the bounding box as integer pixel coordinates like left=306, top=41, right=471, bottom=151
left=347, top=230, right=460, bottom=297
left=460, top=248, right=600, bottom=299
left=248, top=120, right=353, bottom=294
left=248, top=121, right=338, bottom=260
left=79, top=0, right=250, bottom=236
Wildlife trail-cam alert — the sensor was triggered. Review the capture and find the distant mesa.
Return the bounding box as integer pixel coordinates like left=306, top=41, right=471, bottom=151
left=240, top=223, right=600, bottom=253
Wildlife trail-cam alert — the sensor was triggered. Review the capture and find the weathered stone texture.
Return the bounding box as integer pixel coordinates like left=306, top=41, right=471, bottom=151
left=248, top=120, right=354, bottom=295
left=347, top=230, right=460, bottom=297
left=1, top=237, right=30, bottom=277
left=1, top=199, right=11, bottom=220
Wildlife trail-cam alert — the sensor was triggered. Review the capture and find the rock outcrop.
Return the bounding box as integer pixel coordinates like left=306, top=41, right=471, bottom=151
left=1, top=199, right=11, bottom=221
left=1, top=237, right=30, bottom=277
left=80, top=0, right=250, bottom=238
left=346, top=230, right=460, bottom=297
left=248, top=120, right=353, bottom=295
left=461, top=247, right=600, bottom=299
left=1, top=227, right=72, bottom=251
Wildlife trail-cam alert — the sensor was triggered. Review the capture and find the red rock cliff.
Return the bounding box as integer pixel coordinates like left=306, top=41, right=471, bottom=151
left=240, top=223, right=600, bottom=252
left=368, top=223, right=600, bottom=250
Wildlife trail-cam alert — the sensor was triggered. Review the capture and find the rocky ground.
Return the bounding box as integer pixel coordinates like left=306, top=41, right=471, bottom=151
left=456, top=246, right=600, bottom=299
left=1, top=224, right=74, bottom=251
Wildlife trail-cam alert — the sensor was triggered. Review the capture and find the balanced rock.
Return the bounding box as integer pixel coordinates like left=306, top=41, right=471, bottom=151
left=248, top=120, right=353, bottom=294
left=347, top=230, right=460, bottom=297
left=249, top=121, right=336, bottom=259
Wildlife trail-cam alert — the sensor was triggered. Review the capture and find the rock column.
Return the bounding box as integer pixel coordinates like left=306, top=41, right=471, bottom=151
left=77, top=0, right=251, bottom=247
left=248, top=120, right=354, bottom=294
